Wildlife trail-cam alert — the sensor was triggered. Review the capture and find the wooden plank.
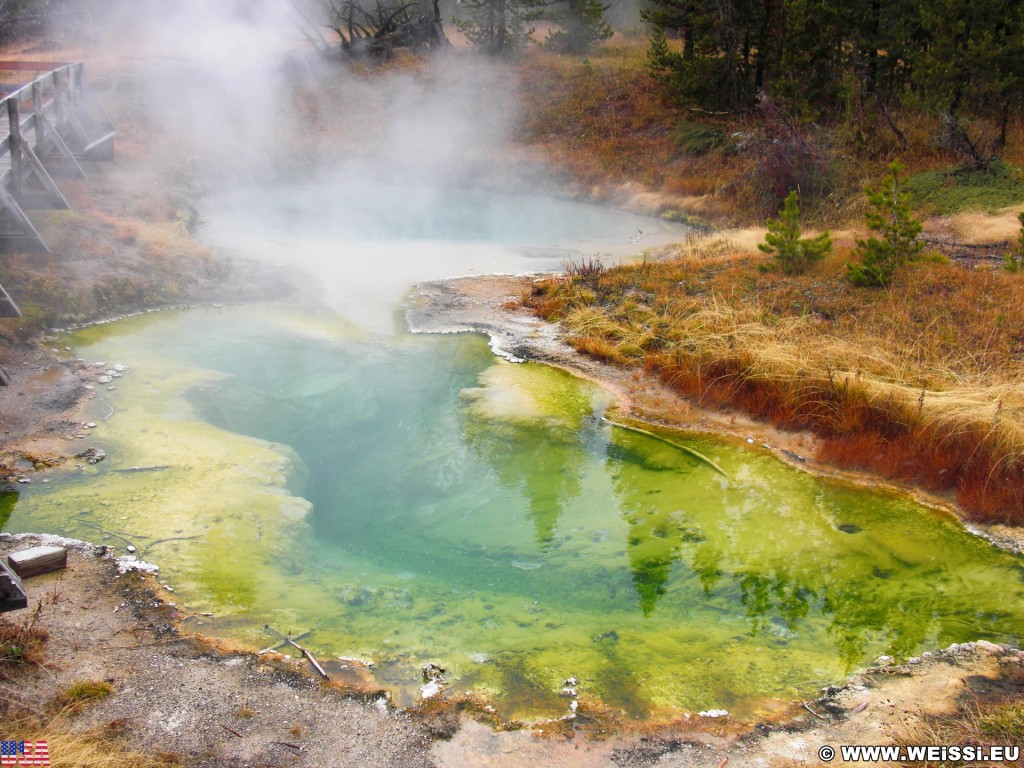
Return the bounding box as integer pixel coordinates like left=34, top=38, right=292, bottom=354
left=0, top=560, right=28, bottom=612
left=0, top=61, right=72, bottom=72
left=0, top=182, right=48, bottom=253
left=9, top=132, right=71, bottom=209
left=81, top=130, right=115, bottom=159
left=0, top=281, right=20, bottom=317
left=8, top=546, right=67, bottom=578
left=30, top=82, right=85, bottom=179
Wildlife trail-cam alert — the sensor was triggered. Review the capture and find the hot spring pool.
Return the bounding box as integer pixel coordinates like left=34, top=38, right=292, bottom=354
left=4, top=187, right=1022, bottom=723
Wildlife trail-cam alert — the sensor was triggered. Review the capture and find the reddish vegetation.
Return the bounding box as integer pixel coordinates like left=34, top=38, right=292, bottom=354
left=527, top=251, right=1024, bottom=524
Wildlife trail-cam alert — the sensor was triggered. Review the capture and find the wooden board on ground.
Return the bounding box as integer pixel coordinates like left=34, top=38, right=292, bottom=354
left=8, top=545, right=67, bottom=578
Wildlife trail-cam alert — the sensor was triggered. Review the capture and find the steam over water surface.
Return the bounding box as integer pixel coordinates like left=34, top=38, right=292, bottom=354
left=5, top=187, right=1023, bottom=722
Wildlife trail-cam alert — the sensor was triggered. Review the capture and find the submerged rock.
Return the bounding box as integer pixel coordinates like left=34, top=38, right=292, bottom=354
left=76, top=447, right=107, bottom=464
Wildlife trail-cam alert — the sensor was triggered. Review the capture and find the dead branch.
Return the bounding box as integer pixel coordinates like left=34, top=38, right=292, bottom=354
left=258, top=626, right=312, bottom=655
left=285, top=636, right=328, bottom=678
left=803, top=702, right=827, bottom=720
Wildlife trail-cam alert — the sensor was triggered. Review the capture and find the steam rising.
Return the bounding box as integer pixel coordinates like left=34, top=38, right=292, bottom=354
left=67, top=0, right=675, bottom=331
left=83, top=0, right=531, bottom=188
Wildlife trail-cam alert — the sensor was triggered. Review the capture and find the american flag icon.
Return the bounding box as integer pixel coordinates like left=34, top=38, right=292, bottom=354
left=0, top=741, right=50, bottom=766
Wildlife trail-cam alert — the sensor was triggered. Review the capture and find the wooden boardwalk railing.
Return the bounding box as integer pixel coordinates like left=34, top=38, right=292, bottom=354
left=0, top=61, right=115, bottom=318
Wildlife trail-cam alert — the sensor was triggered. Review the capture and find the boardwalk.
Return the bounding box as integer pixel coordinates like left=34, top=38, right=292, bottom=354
left=0, top=61, right=115, bottom=318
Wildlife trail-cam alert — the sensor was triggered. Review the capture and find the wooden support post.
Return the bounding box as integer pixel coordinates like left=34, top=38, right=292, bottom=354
left=9, top=131, right=71, bottom=209
left=7, top=97, right=23, bottom=198
left=31, top=80, right=85, bottom=179
left=0, top=183, right=49, bottom=253
left=51, top=70, right=65, bottom=129
left=0, top=560, right=28, bottom=612
left=0, top=281, right=21, bottom=317
left=31, top=82, right=44, bottom=156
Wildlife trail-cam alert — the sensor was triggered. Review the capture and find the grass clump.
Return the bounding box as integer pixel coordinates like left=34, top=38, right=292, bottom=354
left=57, top=680, right=115, bottom=711
left=0, top=606, right=49, bottom=670
left=976, top=701, right=1024, bottom=741
left=673, top=121, right=727, bottom=156
left=0, top=708, right=176, bottom=767
left=903, top=161, right=1024, bottom=215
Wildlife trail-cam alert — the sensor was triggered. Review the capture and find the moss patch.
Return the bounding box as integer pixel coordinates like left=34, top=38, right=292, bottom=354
left=904, top=161, right=1024, bottom=215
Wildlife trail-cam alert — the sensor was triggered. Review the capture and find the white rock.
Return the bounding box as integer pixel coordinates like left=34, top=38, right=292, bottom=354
left=698, top=709, right=729, bottom=718
left=420, top=680, right=444, bottom=700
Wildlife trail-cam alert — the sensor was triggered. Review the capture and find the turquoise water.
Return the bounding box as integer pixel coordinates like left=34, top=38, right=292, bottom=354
left=6, top=304, right=1023, bottom=722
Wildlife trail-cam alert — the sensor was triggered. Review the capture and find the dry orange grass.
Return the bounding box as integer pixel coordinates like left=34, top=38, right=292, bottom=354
left=528, top=237, right=1024, bottom=522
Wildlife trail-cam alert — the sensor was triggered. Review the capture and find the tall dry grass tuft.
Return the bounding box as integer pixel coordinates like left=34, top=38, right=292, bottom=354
left=526, top=239, right=1024, bottom=523
left=0, top=709, right=175, bottom=767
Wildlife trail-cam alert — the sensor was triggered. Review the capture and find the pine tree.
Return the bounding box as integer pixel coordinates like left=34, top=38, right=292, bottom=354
left=848, top=162, right=924, bottom=287
left=454, top=0, right=543, bottom=55
left=758, top=191, right=832, bottom=274
left=544, top=0, right=613, bottom=55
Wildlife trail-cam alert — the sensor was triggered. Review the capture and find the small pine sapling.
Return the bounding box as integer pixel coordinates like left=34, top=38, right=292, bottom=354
left=758, top=190, right=832, bottom=274
left=848, top=161, right=923, bottom=287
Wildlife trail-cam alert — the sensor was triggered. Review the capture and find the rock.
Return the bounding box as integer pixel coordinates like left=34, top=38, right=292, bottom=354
left=76, top=447, right=106, bottom=464
left=974, top=640, right=1004, bottom=654
left=422, top=663, right=446, bottom=683
left=698, top=709, right=729, bottom=718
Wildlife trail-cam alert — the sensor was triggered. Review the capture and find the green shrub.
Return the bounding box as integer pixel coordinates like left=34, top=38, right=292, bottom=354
left=673, top=122, right=725, bottom=156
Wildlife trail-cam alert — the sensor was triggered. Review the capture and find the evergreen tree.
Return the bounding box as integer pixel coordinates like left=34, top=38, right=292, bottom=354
left=544, top=0, right=613, bottom=55
left=454, top=0, right=543, bottom=55
left=848, top=162, right=923, bottom=287
left=758, top=191, right=832, bottom=274
left=641, top=0, right=785, bottom=110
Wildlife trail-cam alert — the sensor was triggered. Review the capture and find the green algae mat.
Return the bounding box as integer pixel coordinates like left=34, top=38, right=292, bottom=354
left=6, top=303, right=1023, bottom=723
